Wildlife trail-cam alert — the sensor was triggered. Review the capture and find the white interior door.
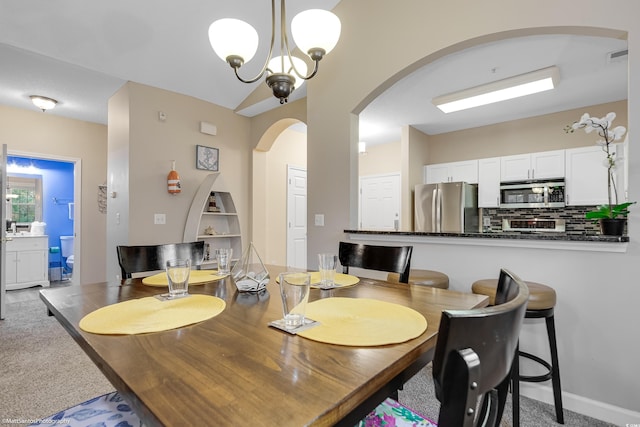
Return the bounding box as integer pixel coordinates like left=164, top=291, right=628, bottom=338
left=360, top=173, right=401, bottom=230
left=286, top=166, right=307, bottom=269
left=1, top=144, right=7, bottom=319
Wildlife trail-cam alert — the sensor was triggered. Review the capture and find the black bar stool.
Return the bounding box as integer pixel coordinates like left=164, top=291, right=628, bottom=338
left=472, top=279, right=564, bottom=425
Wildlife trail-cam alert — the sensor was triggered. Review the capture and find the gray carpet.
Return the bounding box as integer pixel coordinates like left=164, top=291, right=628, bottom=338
left=1, top=286, right=616, bottom=427
left=0, top=287, right=113, bottom=427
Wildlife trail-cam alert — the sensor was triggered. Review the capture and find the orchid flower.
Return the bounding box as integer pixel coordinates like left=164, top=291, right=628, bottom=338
left=567, top=112, right=631, bottom=219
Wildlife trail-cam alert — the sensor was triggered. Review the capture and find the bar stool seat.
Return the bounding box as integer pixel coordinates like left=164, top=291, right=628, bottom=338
left=387, top=269, right=449, bottom=289
left=471, top=278, right=564, bottom=425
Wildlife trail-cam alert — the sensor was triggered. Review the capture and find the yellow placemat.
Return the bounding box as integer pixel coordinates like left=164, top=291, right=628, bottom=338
left=142, top=270, right=227, bottom=287
left=79, top=295, right=226, bottom=335
left=297, top=297, right=427, bottom=346
left=309, top=272, right=359, bottom=288
left=276, top=272, right=359, bottom=288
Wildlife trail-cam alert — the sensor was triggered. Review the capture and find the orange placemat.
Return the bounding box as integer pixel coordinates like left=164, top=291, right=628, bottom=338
left=79, top=294, right=226, bottom=335
left=297, top=297, right=427, bottom=346
left=142, top=270, right=227, bottom=287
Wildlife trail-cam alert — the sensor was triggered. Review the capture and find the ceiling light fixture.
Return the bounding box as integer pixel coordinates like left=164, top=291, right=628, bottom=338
left=432, top=66, right=559, bottom=113
left=30, top=95, right=58, bottom=112
left=208, top=0, right=341, bottom=104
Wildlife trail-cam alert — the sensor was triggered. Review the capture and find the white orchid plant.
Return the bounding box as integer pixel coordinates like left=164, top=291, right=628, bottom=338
left=566, top=112, right=635, bottom=219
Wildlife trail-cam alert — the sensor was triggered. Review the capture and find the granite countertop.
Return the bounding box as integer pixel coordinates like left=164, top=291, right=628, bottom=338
left=343, top=229, right=629, bottom=243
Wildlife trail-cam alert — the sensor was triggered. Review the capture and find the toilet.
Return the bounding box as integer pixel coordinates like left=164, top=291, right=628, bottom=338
left=60, top=235, right=74, bottom=276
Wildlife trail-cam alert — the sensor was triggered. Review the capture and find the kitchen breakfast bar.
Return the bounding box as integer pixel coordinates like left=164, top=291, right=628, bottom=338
left=342, top=227, right=632, bottom=423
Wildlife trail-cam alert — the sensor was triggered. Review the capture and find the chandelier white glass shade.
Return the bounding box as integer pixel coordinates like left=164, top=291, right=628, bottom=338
left=208, top=19, right=259, bottom=64
left=30, top=95, right=58, bottom=112
left=432, top=66, right=559, bottom=113
left=208, top=0, right=341, bottom=104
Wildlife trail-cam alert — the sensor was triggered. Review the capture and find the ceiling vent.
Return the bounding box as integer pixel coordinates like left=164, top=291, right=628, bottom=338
left=607, top=49, right=628, bottom=63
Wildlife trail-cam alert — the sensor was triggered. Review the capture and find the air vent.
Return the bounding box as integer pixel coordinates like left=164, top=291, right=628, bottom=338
left=607, top=49, right=628, bottom=63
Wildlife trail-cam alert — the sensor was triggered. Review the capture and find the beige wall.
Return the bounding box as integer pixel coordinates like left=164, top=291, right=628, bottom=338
left=301, top=0, right=640, bottom=418
left=106, top=82, right=252, bottom=281
left=426, top=100, right=628, bottom=163
left=358, top=140, right=401, bottom=176
left=263, top=128, right=307, bottom=265
left=0, top=105, right=107, bottom=285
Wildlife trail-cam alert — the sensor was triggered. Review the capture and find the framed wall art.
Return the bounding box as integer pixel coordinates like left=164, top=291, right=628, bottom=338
left=196, top=145, right=219, bottom=171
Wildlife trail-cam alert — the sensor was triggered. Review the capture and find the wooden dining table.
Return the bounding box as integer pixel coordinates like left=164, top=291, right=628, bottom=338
left=39, top=265, right=488, bottom=427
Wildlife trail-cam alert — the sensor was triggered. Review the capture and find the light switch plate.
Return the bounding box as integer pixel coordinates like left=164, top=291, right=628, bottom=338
left=314, top=214, right=324, bottom=227
left=154, top=213, right=166, bottom=225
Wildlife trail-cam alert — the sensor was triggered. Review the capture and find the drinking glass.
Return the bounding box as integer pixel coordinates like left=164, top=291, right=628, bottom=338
left=278, top=272, right=311, bottom=329
left=216, top=248, right=233, bottom=275
left=318, top=253, right=338, bottom=289
left=166, top=258, right=191, bottom=297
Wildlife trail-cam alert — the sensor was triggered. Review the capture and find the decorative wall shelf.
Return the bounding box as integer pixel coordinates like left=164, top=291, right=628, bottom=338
left=183, top=173, right=242, bottom=268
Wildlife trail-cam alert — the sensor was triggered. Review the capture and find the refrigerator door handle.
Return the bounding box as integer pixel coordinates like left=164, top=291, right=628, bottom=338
left=431, top=188, right=438, bottom=232
left=435, top=187, right=442, bottom=232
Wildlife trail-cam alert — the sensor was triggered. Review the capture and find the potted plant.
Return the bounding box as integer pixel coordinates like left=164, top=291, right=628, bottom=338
left=566, top=112, right=635, bottom=236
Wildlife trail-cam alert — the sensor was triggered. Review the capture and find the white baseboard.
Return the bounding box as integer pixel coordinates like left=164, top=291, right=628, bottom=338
left=520, top=383, right=640, bottom=425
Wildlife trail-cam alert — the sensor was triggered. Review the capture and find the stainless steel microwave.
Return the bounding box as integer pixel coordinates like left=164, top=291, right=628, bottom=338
left=500, top=180, right=565, bottom=208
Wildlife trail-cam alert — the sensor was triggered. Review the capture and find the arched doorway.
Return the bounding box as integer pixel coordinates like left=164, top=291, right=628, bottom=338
left=252, top=120, right=307, bottom=267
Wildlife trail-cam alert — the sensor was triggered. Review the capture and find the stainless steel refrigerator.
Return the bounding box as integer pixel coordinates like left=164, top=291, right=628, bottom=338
left=414, top=182, right=479, bottom=233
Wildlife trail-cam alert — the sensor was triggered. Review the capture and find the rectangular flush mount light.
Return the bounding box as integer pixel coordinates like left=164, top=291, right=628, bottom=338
left=432, top=66, right=559, bottom=113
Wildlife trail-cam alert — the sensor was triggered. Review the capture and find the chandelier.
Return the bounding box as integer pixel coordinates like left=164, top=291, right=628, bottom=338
left=208, top=0, right=341, bottom=104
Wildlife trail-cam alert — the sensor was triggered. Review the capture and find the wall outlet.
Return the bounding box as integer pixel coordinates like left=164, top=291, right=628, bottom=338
left=154, top=213, right=166, bottom=225
left=483, top=217, right=491, bottom=227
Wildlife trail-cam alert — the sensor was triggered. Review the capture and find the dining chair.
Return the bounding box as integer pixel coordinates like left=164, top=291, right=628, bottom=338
left=359, top=268, right=529, bottom=427
left=117, top=241, right=205, bottom=279
left=29, top=391, right=141, bottom=426
left=338, top=241, right=413, bottom=283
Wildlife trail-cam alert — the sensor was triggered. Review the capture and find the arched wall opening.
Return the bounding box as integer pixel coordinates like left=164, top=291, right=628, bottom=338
left=252, top=118, right=307, bottom=265
left=350, top=26, right=628, bottom=231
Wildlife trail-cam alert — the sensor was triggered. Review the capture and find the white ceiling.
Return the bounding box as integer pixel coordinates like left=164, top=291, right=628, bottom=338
left=360, top=34, right=628, bottom=145
left=0, top=3, right=628, bottom=146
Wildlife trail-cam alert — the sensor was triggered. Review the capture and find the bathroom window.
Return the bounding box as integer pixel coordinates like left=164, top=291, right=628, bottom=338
left=7, top=176, right=43, bottom=224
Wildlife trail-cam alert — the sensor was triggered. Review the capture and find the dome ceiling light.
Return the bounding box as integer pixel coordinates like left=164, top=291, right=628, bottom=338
left=30, top=95, right=58, bottom=112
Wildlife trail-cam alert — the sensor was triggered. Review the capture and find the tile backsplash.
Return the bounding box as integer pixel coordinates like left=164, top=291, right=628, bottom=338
left=481, top=206, right=619, bottom=235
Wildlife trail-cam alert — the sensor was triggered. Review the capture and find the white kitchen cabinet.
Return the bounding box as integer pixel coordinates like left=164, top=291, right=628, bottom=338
left=6, top=235, right=50, bottom=290
left=500, top=150, right=565, bottom=182
left=565, top=145, right=625, bottom=206
left=424, top=160, right=478, bottom=184
left=477, top=157, right=501, bottom=207
left=183, top=173, right=242, bottom=269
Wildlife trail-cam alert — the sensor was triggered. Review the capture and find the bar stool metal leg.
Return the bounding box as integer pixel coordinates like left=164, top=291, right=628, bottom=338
left=513, top=308, right=564, bottom=425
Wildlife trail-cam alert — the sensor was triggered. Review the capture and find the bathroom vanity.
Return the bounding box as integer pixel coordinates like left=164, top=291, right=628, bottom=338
left=5, top=234, right=49, bottom=290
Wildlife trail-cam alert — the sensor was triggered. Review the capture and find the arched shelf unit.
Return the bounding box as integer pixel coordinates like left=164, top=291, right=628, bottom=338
left=183, top=173, right=242, bottom=269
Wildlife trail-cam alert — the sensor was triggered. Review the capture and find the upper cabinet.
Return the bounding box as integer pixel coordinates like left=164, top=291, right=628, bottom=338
left=500, top=150, right=565, bottom=182
left=424, top=160, right=478, bottom=184
left=477, top=157, right=501, bottom=208
left=565, top=145, right=626, bottom=206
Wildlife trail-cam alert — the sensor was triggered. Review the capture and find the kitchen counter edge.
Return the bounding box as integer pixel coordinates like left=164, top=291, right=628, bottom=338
left=344, top=230, right=628, bottom=253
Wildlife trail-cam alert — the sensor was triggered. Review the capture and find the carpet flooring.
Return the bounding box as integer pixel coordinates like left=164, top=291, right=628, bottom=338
left=1, top=286, right=617, bottom=427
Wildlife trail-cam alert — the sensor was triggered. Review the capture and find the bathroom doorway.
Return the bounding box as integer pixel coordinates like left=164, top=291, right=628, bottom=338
left=5, top=151, right=81, bottom=287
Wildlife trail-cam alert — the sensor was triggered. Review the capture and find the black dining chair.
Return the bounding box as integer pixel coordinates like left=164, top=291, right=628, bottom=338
left=116, top=241, right=205, bottom=279
left=359, top=269, right=529, bottom=427
left=338, top=242, right=413, bottom=283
